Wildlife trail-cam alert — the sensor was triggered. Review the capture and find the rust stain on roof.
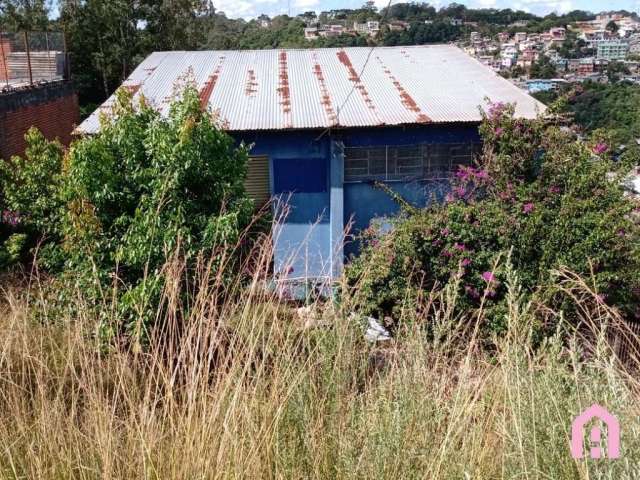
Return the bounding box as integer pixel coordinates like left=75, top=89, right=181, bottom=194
left=277, top=51, right=292, bottom=127
left=312, top=52, right=337, bottom=126
left=124, top=84, right=141, bottom=96
left=376, top=56, right=431, bottom=123
left=245, top=69, right=258, bottom=96
left=199, top=56, right=225, bottom=109
left=336, top=50, right=378, bottom=114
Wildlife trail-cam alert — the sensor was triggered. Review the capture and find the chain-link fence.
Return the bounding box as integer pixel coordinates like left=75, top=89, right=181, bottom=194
left=0, top=32, right=68, bottom=91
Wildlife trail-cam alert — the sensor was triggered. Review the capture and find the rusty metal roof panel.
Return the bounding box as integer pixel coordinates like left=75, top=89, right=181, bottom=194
left=77, top=45, right=545, bottom=134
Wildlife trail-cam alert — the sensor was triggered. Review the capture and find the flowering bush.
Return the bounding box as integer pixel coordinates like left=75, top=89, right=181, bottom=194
left=346, top=104, right=640, bottom=337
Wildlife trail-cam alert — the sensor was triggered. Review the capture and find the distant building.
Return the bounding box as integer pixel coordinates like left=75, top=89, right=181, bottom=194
left=517, top=48, right=538, bottom=68
left=526, top=78, right=568, bottom=93
left=514, top=32, right=528, bottom=43
left=449, top=18, right=463, bottom=26
left=597, top=40, right=629, bottom=61
left=304, top=27, right=319, bottom=41
left=319, top=25, right=347, bottom=38
left=257, top=15, right=271, bottom=28
left=549, top=27, right=566, bottom=42
left=578, top=57, right=595, bottom=75
left=353, top=20, right=380, bottom=36
left=388, top=21, right=410, bottom=32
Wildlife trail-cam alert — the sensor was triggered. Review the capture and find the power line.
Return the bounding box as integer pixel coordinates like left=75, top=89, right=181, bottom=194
left=329, top=0, right=395, bottom=133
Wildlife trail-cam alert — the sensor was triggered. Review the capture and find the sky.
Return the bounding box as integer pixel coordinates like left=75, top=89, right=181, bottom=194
left=212, top=0, right=639, bottom=21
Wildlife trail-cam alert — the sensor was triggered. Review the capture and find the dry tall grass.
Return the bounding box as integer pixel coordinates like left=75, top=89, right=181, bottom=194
left=0, top=237, right=639, bottom=479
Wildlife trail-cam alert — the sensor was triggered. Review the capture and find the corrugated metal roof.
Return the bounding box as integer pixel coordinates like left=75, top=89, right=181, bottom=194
left=77, top=45, right=546, bottom=134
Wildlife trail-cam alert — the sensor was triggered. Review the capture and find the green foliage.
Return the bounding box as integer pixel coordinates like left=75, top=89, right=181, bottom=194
left=0, top=128, right=64, bottom=268
left=346, top=104, right=640, bottom=338
left=529, top=55, right=557, bottom=79
left=568, top=81, right=640, bottom=145
left=383, top=21, right=462, bottom=46
left=0, top=0, right=49, bottom=30
left=606, top=60, right=631, bottom=83
left=60, top=85, right=252, bottom=338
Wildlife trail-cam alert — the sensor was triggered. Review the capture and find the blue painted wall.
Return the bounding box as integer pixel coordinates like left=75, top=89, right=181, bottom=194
left=233, top=124, right=481, bottom=279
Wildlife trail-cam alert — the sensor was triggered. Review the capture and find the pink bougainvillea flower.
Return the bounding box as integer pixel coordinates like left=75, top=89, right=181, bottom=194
left=487, top=101, right=507, bottom=120
left=475, top=169, right=489, bottom=180
left=461, top=258, right=472, bottom=267
left=453, top=186, right=466, bottom=198
left=442, top=250, right=453, bottom=258
left=523, top=202, right=534, bottom=214
left=441, top=227, right=450, bottom=237
left=592, top=143, right=608, bottom=155
left=549, top=185, right=561, bottom=194
left=454, top=242, right=466, bottom=251
left=481, top=271, right=496, bottom=283
left=494, top=127, right=504, bottom=137
left=465, top=285, right=480, bottom=299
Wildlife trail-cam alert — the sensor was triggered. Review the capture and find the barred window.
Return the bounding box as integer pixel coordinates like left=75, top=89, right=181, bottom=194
left=344, top=143, right=477, bottom=183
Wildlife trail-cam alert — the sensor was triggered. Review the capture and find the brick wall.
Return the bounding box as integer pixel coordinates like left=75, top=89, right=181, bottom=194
left=0, top=38, right=10, bottom=83
left=0, top=81, right=79, bottom=160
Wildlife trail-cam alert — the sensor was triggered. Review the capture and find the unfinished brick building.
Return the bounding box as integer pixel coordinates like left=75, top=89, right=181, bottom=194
left=0, top=32, right=79, bottom=160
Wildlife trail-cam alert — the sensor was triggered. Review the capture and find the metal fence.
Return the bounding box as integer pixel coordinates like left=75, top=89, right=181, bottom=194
left=0, top=31, right=68, bottom=91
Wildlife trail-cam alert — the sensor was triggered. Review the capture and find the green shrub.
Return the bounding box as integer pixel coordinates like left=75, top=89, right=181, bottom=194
left=346, top=103, right=640, bottom=338
left=58, top=86, right=253, bottom=340
left=0, top=128, right=65, bottom=269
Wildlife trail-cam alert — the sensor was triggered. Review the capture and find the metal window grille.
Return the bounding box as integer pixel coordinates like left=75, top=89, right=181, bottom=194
left=344, top=143, right=476, bottom=183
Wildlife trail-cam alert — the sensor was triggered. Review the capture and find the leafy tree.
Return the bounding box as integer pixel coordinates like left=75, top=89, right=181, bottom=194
left=60, top=85, right=252, bottom=339
left=530, top=55, right=557, bottom=79
left=60, top=0, right=141, bottom=103
left=606, top=60, right=630, bottom=83
left=606, top=20, right=619, bottom=33
left=568, top=81, right=640, bottom=145
left=0, top=0, right=49, bottom=30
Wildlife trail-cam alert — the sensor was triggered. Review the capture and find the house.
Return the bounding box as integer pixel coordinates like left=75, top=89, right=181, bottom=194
left=388, top=21, right=410, bottom=32
left=596, top=40, right=629, bottom=61
left=526, top=78, right=568, bottom=93
left=517, top=48, right=538, bottom=68
left=304, top=27, right=319, bottom=41
left=319, top=24, right=347, bottom=37
left=77, top=46, right=544, bottom=282
left=257, top=15, right=271, bottom=29
left=353, top=21, right=380, bottom=36
left=549, top=27, right=566, bottom=42
left=514, top=32, right=528, bottom=43
left=577, top=57, right=595, bottom=75
left=1, top=31, right=79, bottom=160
